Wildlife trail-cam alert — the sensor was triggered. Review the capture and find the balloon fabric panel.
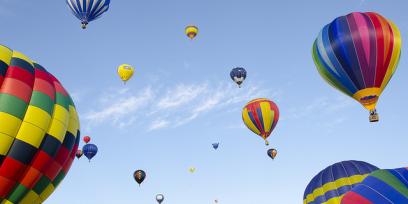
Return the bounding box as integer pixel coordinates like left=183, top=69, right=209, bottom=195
left=303, top=160, right=379, bottom=204
left=313, top=12, right=401, bottom=111
left=342, top=168, right=408, bottom=204
left=0, top=45, right=80, bottom=204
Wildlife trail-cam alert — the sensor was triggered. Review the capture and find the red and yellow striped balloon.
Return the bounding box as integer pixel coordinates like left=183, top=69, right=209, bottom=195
left=0, top=45, right=80, bottom=204
left=242, top=98, right=279, bottom=145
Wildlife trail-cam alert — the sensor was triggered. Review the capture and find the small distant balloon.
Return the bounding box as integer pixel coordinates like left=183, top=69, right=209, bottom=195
left=76, top=149, right=83, bottom=159
left=134, top=170, right=146, bottom=186
left=66, top=0, right=110, bottom=29
left=230, top=67, right=247, bottom=88
left=267, top=148, right=277, bottom=159
left=83, top=136, right=91, bottom=144
left=117, top=64, right=135, bottom=84
left=156, top=194, right=164, bottom=204
left=185, top=25, right=198, bottom=39
left=189, top=167, right=196, bottom=173
left=83, top=143, right=98, bottom=162
left=212, top=143, right=219, bottom=150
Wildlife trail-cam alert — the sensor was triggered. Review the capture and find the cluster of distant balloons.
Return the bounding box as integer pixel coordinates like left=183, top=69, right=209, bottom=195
left=75, top=136, right=98, bottom=162
left=0, top=0, right=402, bottom=203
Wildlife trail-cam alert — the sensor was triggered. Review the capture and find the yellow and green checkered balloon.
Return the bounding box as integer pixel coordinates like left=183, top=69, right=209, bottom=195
left=0, top=45, right=80, bottom=204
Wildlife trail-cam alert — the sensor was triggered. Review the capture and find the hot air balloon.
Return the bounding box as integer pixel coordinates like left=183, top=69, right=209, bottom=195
left=0, top=45, right=80, bottom=203
left=83, top=143, right=98, bottom=162
left=117, top=64, right=134, bottom=84
left=230, top=67, right=247, bottom=88
left=66, top=0, right=111, bottom=29
left=133, top=170, right=146, bottom=186
left=267, top=148, right=277, bottom=159
left=242, top=98, right=279, bottom=146
left=342, top=167, right=408, bottom=204
left=76, top=149, right=83, bottom=159
left=212, top=143, right=219, bottom=150
left=215, top=199, right=218, bottom=203
left=185, top=25, right=198, bottom=39
left=156, top=194, right=164, bottom=204
left=313, top=12, right=401, bottom=122
left=304, top=160, right=379, bottom=204
left=83, top=136, right=90, bottom=144
left=189, top=167, right=196, bottom=173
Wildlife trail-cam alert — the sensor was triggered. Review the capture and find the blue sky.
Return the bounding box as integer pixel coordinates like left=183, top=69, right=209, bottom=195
left=1, top=0, right=408, bottom=203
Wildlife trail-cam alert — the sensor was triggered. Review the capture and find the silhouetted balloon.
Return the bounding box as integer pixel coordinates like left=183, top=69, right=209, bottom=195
left=76, top=149, right=83, bottom=159
left=133, top=170, right=146, bottom=186
left=267, top=149, right=277, bottom=159
left=212, top=143, right=219, bottom=150
left=156, top=194, right=164, bottom=204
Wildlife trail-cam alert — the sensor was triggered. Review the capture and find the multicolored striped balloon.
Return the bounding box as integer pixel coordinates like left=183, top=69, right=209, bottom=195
left=342, top=167, right=408, bottom=204
left=312, top=12, right=401, bottom=122
left=242, top=98, right=279, bottom=145
left=304, top=160, right=379, bottom=204
left=0, top=45, right=80, bottom=204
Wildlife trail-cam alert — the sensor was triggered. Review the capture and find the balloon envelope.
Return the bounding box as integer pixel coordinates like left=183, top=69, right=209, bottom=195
left=133, top=170, right=146, bottom=185
left=83, top=136, right=91, bottom=144
left=189, top=167, right=196, bottom=173
left=66, top=0, right=110, bottom=28
left=313, top=12, right=401, bottom=120
left=242, top=98, right=279, bottom=145
left=0, top=45, right=80, bottom=203
left=76, top=149, right=83, bottom=159
left=342, top=167, right=408, bottom=204
left=212, top=143, right=219, bottom=150
left=230, top=67, right=247, bottom=87
left=156, top=194, right=164, bottom=203
left=304, top=160, right=379, bottom=204
left=185, top=25, right=198, bottom=39
left=267, top=149, right=277, bottom=159
left=83, top=143, right=98, bottom=161
left=117, top=64, right=134, bottom=83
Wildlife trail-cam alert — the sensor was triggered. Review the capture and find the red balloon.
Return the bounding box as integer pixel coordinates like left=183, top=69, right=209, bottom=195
left=83, top=136, right=91, bottom=144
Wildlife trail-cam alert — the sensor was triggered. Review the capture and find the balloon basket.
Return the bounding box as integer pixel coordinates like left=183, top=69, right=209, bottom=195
left=369, top=114, right=379, bottom=122
left=369, top=110, right=379, bottom=122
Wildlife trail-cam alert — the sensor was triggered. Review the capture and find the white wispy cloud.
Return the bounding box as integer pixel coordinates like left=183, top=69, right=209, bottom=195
left=84, top=87, right=153, bottom=127
left=157, top=83, right=207, bottom=110
left=83, top=81, right=277, bottom=131
left=148, top=119, right=170, bottom=131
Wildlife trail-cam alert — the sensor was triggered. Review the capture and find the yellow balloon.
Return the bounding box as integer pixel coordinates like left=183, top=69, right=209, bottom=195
left=189, top=167, right=196, bottom=173
left=117, top=64, right=134, bottom=83
left=185, top=25, right=198, bottom=39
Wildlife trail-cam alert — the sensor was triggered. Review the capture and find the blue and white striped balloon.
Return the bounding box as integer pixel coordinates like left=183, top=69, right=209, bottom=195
left=66, top=0, right=111, bottom=29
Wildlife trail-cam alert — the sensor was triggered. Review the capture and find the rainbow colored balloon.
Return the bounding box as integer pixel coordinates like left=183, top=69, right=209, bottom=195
left=342, top=167, right=408, bottom=204
left=312, top=12, right=402, bottom=122
left=0, top=45, right=80, bottom=203
left=242, top=98, right=279, bottom=146
left=303, top=160, right=379, bottom=204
